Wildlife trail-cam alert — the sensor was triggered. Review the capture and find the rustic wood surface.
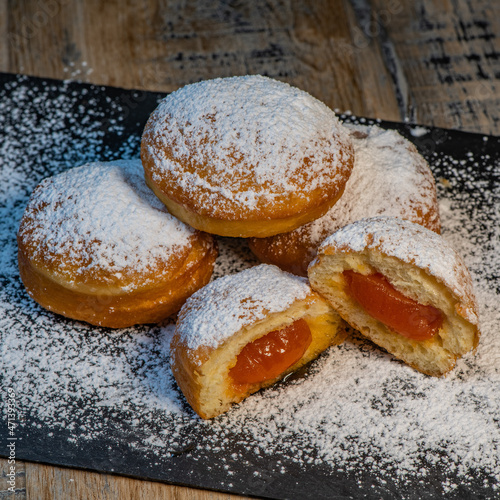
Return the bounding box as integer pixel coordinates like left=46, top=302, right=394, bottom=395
left=1, top=1, right=499, bottom=499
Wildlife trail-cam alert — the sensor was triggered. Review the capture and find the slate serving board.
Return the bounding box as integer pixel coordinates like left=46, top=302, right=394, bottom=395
left=1, top=72, right=499, bottom=500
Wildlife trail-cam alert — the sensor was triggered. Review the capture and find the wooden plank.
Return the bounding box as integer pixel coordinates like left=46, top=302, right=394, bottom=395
left=368, top=0, right=500, bottom=134
left=23, top=461, right=246, bottom=500
left=0, top=457, right=248, bottom=500
left=0, top=458, right=26, bottom=499
left=0, top=0, right=7, bottom=70
left=0, top=459, right=247, bottom=500
left=341, top=0, right=402, bottom=120
left=2, top=0, right=401, bottom=121
left=2, top=0, right=499, bottom=132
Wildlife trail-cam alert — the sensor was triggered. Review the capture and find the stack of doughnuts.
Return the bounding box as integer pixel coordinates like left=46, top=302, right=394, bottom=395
left=18, top=75, right=480, bottom=418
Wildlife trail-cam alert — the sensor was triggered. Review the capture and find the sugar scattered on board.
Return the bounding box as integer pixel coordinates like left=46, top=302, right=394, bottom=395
left=409, top=126, right=430, bottom=137
left=0, top=76, right=499, bottom=494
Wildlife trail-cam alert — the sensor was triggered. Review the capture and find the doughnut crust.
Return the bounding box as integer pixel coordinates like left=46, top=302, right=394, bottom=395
left=17, top=160, right=218, bottom=328
left=141, top=75, right=354, bottom=237
left=170, top=264, right=348, bottom=419
left=308, top=217, right=480, bottom=377
left=249, top=124, right=441, bottom=276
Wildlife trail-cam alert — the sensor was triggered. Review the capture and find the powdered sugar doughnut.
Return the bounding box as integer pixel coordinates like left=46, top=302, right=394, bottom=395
left=171, top=264, right=347, bottom=419
left=249, top=124, right=440, bottom=275
left=17, top=160, right=218, bottom=328
left=308, top=216, right=480, bottom=377
left=141, top=75, right=354, bottom=238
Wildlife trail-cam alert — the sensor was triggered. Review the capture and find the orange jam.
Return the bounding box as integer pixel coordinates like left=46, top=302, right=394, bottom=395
left=229, top=318, right=312, bottom=385
left=343, top=270, right=443, bottom=341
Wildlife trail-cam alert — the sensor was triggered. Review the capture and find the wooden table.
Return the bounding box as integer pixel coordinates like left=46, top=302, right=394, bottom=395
left=1, top=1, right=499, bottom=498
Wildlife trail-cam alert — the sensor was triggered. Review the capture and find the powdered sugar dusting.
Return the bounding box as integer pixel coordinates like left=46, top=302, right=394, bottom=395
left=143, top=75, right=352, bottom=214
left=3, top=303, right=184, bottom=422
left=299, top=124, right=440, bottom=246
left=176, top=264, right=310, bottom=351
left=1, top=76, right=499, bottom=497
left=18, top=159, right=196, bottom=287
left=208, top=159, right=500, bottom=490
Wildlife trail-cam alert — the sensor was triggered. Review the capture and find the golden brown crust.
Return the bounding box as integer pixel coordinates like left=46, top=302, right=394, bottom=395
left=144, top=170, right=348, bottom=238
left=141, top=134, right=353, bottom=226
left=18, top=228, right=218, bottom=328
left=17, top=160, right=219, bottom=328
left=140, top=75, right=354, bottom=237
left=171, top=302, right=348, bottom=419
left=248, top=229, right=317, bottom=277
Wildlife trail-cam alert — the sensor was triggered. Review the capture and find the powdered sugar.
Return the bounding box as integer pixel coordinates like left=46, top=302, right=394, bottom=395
left=176, top=264, right=310, bottom=351
left=299, top=124, right=440, bottom=246
left=143, top=75, right=352, bottom=215
left=18, top=159, right=196, bottom=288
left=1, top=75, right=499, bottom=497
left=409, top=126, right=430, bottom=137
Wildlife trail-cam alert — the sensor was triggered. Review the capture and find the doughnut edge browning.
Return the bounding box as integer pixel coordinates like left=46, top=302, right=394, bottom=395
left=143, top=168, right=350, bottom=238
left=17, top=231, right=218, bottom=328
left=248, top=125, right=442, bottom=276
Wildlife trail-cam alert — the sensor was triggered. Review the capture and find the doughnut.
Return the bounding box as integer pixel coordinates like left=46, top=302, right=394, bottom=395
left=249, top=124, right=441, bottom=276
left=140, top=75, right=354, bottom=238
left=17, top=159, right=218, bottom=328
left=170, top=264, right=348, bottom=419
left=308, top=216, right=480, bottom=377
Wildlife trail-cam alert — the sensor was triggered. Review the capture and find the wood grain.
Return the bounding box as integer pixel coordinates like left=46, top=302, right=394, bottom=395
left=1, top=0, right=399, bottom=122
left=3, top=0, right=499, bottom=134
left=369, top=0, right=500, bottom=134
left=3, top=0, right=498, bottom=134
left=0, top=0, right=7, bottom=71
left=0, top=458, right=25, bottom=498
left=0, top=458, right=246, bottom=500
left=1, top=1, right=499, bottom=499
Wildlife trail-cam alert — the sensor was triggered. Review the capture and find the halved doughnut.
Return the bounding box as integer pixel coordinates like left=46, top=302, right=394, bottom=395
left=308, top=217, right=480, bottom=376
left=170, top=264, right=347, bottom=419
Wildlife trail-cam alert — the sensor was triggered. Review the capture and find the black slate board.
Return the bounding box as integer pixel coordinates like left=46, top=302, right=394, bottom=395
left=1, top=72, right=499, bottom=500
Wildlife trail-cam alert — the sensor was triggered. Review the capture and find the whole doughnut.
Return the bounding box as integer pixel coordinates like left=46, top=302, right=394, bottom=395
left=17, top=159, right=218, bottom=328
left=141, top=75, right=354, bottom=238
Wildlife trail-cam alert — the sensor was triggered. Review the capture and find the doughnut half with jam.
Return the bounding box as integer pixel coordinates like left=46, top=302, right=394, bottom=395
left=308, top=216, right=480, bottom=377
left=170, top=264, right=347, bottom=419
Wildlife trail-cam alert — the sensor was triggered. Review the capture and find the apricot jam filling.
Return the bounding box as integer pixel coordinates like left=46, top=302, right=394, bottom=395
left=229, top=318, right=312, bottom=385
left=343, top=270, right=443, bottom=341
